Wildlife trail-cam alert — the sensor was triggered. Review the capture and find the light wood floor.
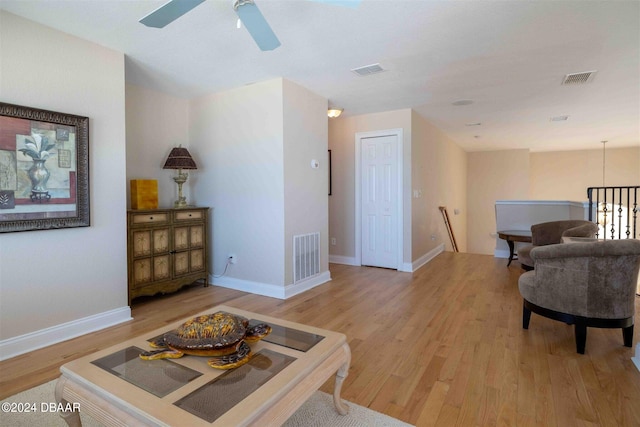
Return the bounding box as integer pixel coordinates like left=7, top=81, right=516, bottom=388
left=1, top=252, right=639, bottom=426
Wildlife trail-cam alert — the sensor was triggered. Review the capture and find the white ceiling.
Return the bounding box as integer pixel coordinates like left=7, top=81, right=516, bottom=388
left=1, top=0, right=639, bottom=152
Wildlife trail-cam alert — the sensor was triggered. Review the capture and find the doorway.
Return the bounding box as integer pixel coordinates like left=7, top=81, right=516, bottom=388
left=355, top=129, right=403, bottom=269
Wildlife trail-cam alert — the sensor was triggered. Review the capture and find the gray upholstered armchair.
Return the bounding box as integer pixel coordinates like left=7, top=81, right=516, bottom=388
left=518, top=220, right=599, bottom=270
left=518, top=239, right=640, bottom=354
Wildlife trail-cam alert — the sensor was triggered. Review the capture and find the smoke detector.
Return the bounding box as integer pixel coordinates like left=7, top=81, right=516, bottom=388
left=562, top=70, right=597, bottom=85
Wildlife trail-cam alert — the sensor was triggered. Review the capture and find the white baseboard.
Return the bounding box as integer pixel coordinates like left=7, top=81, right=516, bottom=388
left=328, top=255, right=359, bottom=266
left=494, top=249, right=510, bottom=259
left=330, top=246, right=444, bottom=273
left=212, top=271, right=331, bottom=300
left=633, top=343, right=640, bottom=372
left=284, top=271, right=332, bottom=299
left=0, top=306, right=132, bottom=361
left=411, top=244, right=445, bottom=272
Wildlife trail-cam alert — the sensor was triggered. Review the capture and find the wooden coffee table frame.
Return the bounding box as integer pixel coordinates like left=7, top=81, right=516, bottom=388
left=55, top=305, right=350, bottom=426
left=497, top=230, right=532, bottom=267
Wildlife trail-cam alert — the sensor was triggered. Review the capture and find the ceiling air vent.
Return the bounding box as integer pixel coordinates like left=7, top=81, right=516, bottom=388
left=562, top=70, right=597, bottom=85
left=351, top=63, right=385, bottom=76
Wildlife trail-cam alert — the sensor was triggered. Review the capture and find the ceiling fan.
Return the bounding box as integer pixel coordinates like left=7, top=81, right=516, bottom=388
left=140, top=0, right=361, bottom=51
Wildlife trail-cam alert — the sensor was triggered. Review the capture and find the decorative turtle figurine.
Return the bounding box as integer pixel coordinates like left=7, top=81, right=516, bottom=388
left=139, top=311, right=271, bottom=369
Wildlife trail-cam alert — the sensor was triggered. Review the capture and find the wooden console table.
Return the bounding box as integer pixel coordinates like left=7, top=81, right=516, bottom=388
left=127, top=207, right=209, bottom=304
left=497, top=230, right=532, bottom=266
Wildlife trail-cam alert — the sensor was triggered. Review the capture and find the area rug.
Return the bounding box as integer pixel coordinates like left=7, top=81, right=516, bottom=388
left=1, top=380, right=413, bottom=427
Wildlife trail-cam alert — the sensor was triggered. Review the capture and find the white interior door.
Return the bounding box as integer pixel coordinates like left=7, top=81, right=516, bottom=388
left=361, top=134, right=398, bottom=268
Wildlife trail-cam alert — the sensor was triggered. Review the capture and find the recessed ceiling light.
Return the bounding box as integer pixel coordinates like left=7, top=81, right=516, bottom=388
left=452, top=99, right=474, bottom=106
left=465, top=122, right=482, bottom=126
left=550, top=115, right=569, bottom=121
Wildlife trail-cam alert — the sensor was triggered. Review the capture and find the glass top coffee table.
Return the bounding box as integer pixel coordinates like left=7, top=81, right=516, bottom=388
left=55, top=305, right=350, bottom=426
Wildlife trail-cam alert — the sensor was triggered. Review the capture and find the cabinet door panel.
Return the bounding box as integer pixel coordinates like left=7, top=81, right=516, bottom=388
left=190, top=249, right=204, bottom=272
left=174, top=227, right=189, bottom=250
left=132, top=231, right=151, bottom=257
left=132, top=259, right=151, bottom=287
left=153, top=229, right=170, bottom=253
left=174, top=252, right=190, bottom=276
left=190, top=225, right=203, bottom=248
left=153, top=255, right=171, bottom=281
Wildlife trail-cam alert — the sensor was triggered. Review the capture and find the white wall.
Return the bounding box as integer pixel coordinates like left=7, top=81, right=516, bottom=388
left=125, top=84, right=190, bottom=208
left=494, top=200, right=589, bottom=257
left=0, top=12, right=129, bottom=357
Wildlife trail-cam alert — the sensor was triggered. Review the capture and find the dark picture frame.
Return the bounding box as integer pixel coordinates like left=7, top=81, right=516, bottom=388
left=328, top=149, right=332, bottom=196
left=0, top=102, right=90, bottom=232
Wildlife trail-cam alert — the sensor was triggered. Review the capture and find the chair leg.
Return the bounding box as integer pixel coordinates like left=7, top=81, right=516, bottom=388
left=574, top=319, right=587, bottom=354
left=522, top=301, right=532, bottom=329
left=623, top=324, right=634, bottom=347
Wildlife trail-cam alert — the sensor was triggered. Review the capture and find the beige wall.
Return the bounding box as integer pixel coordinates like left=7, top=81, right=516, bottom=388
left=411, top=111, right=467, bottom=255
left=185, top=78, right=328, bottom=297
left=328, top=109, right=467, bottom=268
left=530, top=147, right=640, bottom=200
left=125, top=84, right=190, bottom=209
left=189, top=79, right=286, bottom=289
left=467, top=150, right=530, bottom=255
left=467, top=146, right=639, bottom=255
left=0, top=12, right=128, bottom=346
left=328, top=109, right=412, bottom=265
left=282, top=79, right=329, bottom=286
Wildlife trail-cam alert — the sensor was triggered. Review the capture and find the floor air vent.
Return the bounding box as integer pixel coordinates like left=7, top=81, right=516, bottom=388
left=294, top=232, right=320, bottom=283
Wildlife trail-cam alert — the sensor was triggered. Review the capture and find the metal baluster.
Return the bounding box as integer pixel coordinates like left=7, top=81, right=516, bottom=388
left=603, top=188, right=608, bottom=240
left=587, top=186, right=639, bottom=240
left=611, top=188, right=622, bottom=240
left=595, top=188, right=601, bottom=239
left=633, top=187, right=638, bottom=239
left=625, top=187, right=631, bottom=238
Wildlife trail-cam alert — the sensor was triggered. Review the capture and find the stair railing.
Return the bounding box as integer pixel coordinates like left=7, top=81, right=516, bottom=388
left=587, top=186, right=639, bottom=240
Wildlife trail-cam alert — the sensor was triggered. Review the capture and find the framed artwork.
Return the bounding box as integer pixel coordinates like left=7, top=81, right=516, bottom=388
left=0, top=103, right=90, bottom=232
left=328, top=149, right=332, bottom=196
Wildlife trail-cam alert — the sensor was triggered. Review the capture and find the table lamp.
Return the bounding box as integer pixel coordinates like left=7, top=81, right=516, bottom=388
left=163, top=145, right=197, bottom=208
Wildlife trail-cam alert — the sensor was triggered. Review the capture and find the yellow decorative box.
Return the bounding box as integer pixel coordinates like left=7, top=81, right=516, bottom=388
left=130, top=179, right=158, bottom=210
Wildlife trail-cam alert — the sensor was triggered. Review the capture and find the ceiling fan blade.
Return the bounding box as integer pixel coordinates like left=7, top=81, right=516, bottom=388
left=234, top=1, right=281, bottom=51
left=140, top=0, right=206, bottom=28
left=308, top=0, right=361, bottom=8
